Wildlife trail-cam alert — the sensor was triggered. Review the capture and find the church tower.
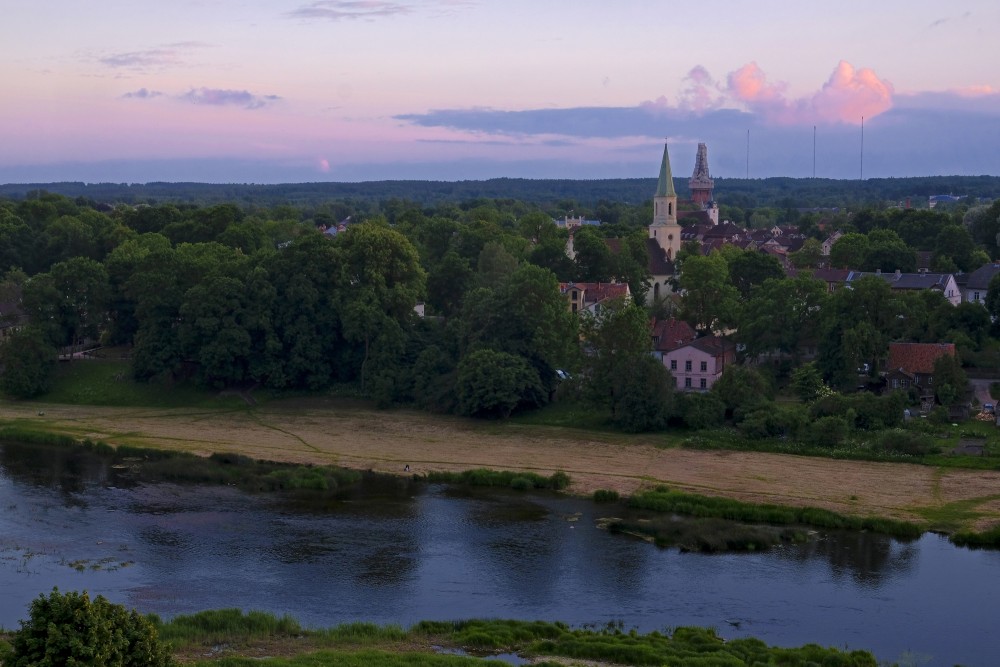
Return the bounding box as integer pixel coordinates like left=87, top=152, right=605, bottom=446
left=689, top=142, right=714, bottom=207
left=649, top=143, right=681, bottom=260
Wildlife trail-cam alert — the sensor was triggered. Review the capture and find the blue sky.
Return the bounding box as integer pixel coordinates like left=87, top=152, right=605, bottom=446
left=2, top=1, right=998, bottom=183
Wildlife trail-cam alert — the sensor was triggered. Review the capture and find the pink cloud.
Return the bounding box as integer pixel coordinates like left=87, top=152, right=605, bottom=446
left=677, top=66, right=726, bottom=112
left=726, top=60, right=893, bottom=125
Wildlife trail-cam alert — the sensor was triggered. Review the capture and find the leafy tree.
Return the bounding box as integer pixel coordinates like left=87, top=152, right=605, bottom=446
left=829, top=232, right=869, bottom=268
left=0, top=328, right=57, bottom=398
left=738, top=275, right=828, bottom=362
left=933, top=352, right=967, bottom=406
left=788, top=238, right=823, bottom=269
left=726, top=250, right=784, bottom=298
left=818, top=276, right=901, bottom=389
left=863, top=229, right=916, bottom=273
left=986, top=274, right=1000, bottom=323
left=676, top=392, right=726, bottom=429
left=21, top=257, right=109, bottom=350
left=461, top=264, right=577, bottom=391
left=932, top=224, right=977, bottom=272
left=426, top=250, right=473, bottom=317
left=456, top=348, right=544, bottom=418
left=476, top=241, right=519, bottom=290
left=8, top=588, right=173, bottom=667
left=791, top=362, right=825, bottom=403
left=678, top=253, right=740, bottom=334
left=580, top=298, right=673, bottom=431
left=711, top=365, right=773, bottom=417
left=572, top=225, right=615, bottom=282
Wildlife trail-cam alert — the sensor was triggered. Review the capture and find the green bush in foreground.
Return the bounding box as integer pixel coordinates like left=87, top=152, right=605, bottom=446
left=8, top=588, right=173, bottom=667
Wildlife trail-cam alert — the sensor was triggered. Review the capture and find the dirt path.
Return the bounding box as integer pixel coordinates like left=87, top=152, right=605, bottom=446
left=3, top=397, right=1000, bottom=530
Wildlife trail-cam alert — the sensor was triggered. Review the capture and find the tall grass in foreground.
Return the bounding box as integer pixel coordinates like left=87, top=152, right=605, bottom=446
left=189, top=650, right=519, bottom=666
left=157, top=609, right=302, bottom=646
left=628, top=487, right=922, bottom=539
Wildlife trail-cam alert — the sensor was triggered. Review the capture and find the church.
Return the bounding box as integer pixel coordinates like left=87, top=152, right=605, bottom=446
left=646, top=142, right=717, bottom=303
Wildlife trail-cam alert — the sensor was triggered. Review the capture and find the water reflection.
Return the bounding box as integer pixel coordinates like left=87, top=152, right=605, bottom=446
left=2, top=441, right=1000, bottom=666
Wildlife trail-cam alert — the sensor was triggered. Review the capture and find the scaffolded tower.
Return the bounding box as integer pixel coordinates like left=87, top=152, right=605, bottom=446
left=688, top=142, right=714, bottom=207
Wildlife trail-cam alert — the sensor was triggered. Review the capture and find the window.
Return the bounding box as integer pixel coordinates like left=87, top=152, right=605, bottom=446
left=685, top=360, right=692, bottom=372
left=700, top=361, right=707, bottom=372
left=571, top=303, right=577, bottom=313
left=684, top=377, right=692, bottom=388
left=699, top=378, right=707, bottom=389
left=974, top=291, right=981, bottom=302
left=892, top=379, right=899, bottom=389
left=670, top=360, right=677, bottom=370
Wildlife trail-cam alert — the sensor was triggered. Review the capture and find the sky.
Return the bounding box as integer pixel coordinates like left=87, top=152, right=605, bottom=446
left=2, top=0, right=999, bottom=184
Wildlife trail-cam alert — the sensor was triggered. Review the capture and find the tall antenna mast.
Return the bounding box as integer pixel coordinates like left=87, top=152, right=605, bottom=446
left=813, top=125, right=816, bottom=179
left=860, top=116, right=864, bottom=181
left=746, top=129, right=750, bottom=180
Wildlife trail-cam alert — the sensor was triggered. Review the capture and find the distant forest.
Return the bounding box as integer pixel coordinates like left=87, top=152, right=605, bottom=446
left=1, top=175, right=998, bottom=210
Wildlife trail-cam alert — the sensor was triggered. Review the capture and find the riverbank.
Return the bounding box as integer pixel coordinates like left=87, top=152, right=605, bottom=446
left=2, top=396, right=1000, bottom=533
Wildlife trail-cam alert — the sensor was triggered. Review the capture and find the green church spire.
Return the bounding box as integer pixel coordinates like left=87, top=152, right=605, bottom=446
left=656, top=143, right=676, bottom=197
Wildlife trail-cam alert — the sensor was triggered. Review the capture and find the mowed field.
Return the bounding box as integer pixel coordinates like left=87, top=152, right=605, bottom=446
left=3, top=397, right=1000, bottom=531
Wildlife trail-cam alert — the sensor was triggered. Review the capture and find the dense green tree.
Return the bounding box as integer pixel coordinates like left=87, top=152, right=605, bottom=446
left=818, top=276, right=902, bottom=390
left=0, top=328, right=57, bottom=398
left=476, top=241, right=519, bottom=290
left=863, top=229, right=916, bottom=273
left=726, top=250, right=785, bottom=298
left=426, top=250, right=473, bottom=317
left=964, top=202, right=1000, bottom=256
left=572, top=226, right=615, bottom=282
left=788, top=238, right=823, bottom=269
left=711, top=365, right=773, bottom=417
left=738, top=275, right=828, bottom=362
left=678, top=253, right=740, bottom=334
left=462, top=264, right=576, bottom=390
left=8, top=588, right=173, bottom=667
left=791, top=362, right=825, bottom=402
left=580, top=298, right=673, bottom=431
left=21, top=257, right=109, bottom=350
left=829, top=232, right=869, bottom=268
left=933, top=352, right=968, bottom=406
left=456, top=348, right=544, bottom=418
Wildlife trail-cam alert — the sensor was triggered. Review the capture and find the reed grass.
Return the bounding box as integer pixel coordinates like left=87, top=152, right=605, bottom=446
left=628, top=487, right=922, bottom=539
left=425, top=469, right=570, bottom=491
left=157, top=609, right=301, bottom=646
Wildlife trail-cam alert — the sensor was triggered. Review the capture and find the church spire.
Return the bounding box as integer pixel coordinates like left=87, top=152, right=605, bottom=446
left=656, top=142, right=676, bottom=197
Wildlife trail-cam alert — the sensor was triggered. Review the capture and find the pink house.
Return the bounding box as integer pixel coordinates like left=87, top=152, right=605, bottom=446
left=663, top=336, right=737, bottom=391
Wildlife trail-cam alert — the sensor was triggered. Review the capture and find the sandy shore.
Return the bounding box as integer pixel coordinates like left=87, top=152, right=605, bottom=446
left=3, top=397, right=1000, bottom=530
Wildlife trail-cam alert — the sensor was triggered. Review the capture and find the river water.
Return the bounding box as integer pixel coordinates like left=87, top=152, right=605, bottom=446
left=2, top=441, right=999, bottom=666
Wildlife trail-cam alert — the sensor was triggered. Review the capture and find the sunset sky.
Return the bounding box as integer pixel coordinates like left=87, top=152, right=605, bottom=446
left=2, top=0, right=998, bottom=183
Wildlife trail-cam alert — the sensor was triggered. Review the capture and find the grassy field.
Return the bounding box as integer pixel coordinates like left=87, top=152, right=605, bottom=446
left=4, top=362, right=1000, bottom=534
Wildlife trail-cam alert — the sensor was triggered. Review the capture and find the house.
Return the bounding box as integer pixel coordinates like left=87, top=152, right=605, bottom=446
left=787, top=267, right=851, bottom=293
left=559, top=281, right=630, bottom=315
left=650, top=317, right=696, bottom=362
left=845, top=270, right=961, bottom=305
left=961, top=263, right=1000, bottom=305
left=663, top=336, right=736, bottom=391
left=820, top=230, right=844, bottom=257
left=885, top=342, right=956, bottom=395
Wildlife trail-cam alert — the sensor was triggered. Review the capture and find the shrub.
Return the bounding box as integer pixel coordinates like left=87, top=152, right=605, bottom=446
left=9, top=588, right=173, bottom=667
left=805, top=415, right=849, bottom=447
left=593, top=489, right=620, bottom=503
left=877, top=429, right=935, bottom=456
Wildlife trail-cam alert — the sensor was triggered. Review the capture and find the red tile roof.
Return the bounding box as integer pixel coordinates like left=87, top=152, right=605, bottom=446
left=888, top=342, right=956, bottom=375
left=650, top=317, right=696, bottom=352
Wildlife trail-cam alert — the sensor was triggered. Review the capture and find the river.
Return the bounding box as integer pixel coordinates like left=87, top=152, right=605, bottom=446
left=2, top=441, right=999, bottom=666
